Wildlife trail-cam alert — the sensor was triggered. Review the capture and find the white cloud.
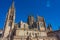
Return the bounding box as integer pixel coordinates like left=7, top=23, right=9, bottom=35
left=46, top=0, right=50, bottom=7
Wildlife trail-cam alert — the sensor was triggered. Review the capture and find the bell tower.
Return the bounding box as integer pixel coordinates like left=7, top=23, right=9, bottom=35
left=37, top=16, right=46, bottom=31
left=3, top=1, right=15, bottom=38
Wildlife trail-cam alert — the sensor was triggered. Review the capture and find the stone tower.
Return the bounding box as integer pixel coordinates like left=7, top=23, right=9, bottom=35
left=37, top=16, right=46, bottom=31
left=27, top=16, right=34, bottom=25
left=27, top=16, right=34, bottom=29
left=3, top=1, right=15, bottom=39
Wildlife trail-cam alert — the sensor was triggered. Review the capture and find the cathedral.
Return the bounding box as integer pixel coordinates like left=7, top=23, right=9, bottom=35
left=1, top=1, right=59, bottom=40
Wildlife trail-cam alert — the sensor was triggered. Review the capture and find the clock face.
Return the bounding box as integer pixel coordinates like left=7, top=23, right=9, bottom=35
left=39, top=22, right=45, bottom=31
left=40, top=22, right=43, bottom=27
left=38, top=22, right=43, bottom=30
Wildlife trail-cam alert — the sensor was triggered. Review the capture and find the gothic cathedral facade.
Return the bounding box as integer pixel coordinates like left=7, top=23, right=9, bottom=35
left=2, top=1, right=58, bottom=40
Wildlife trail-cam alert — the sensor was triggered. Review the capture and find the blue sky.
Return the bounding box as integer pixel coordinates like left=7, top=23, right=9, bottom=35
left=0, top=0, right=60, bottom=31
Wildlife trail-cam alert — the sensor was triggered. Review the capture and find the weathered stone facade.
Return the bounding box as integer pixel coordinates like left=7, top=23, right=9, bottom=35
left=0, top=1, right=59, bottom=40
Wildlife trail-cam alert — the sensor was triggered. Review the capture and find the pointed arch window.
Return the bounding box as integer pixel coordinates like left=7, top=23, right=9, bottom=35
left=9, top=15, right=13, bottom=20
left=8, top=22, right=12, bottom=27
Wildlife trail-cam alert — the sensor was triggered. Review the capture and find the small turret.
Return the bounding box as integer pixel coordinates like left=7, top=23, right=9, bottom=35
left=47, top=24, right=52, bottom=32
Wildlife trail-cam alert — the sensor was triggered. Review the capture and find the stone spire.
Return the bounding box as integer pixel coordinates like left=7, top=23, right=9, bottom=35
left=2, top=1, right=15, bottom=40
left=11, top=0, right=14, bottom=9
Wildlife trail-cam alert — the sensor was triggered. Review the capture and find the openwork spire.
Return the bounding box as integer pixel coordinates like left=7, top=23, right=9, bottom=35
left=11, top=0, right=14, bottom=8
